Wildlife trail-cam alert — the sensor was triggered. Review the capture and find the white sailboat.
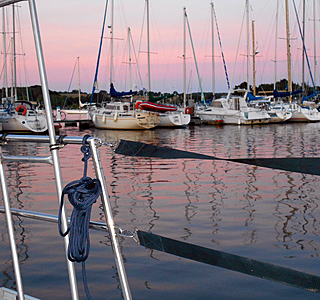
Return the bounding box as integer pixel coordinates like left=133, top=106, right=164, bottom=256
left=62, top=57, right=92, bottom=116
left=141, top=1, right=190, bottom=128
left=274, top=0, right=320, bottom=122
left=89, top=1, right=160, bottom=130
left=196, top=1, right=270, bottom=125
left=197, top=90, right=270, bottom=125
left=0, top=5, right=47, bottom=133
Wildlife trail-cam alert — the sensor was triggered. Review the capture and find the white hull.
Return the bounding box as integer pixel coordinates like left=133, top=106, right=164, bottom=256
left=158, top=112, right=191, bottom=127
left=197, top=108, right=270, bottom=125
left=290, top=109, right=320, bottom=122
left=63, top=109, right=89, bottom=114
left=286, top=103, right=320, bottom=122
left=196, top=95, right=270, bottom=125
left=91, top=111, right=160, bottom=130
left=268, top=111, right=292, bottom=123
left=0, top=108, right=48, bottom=133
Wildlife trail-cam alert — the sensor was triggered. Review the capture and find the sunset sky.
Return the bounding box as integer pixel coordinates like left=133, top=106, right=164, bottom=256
left=2, top=0, right=319, bottom=94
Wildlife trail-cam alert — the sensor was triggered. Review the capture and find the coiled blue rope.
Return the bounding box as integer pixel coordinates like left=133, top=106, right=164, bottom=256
left=58, top=135, right=102, bottom=299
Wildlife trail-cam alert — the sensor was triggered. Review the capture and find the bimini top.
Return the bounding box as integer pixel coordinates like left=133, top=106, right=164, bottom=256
left=0, top=0, right=26, bottom=7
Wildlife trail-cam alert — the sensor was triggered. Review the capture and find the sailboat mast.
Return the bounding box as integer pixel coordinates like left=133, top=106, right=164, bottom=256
left=110, top=0, right=114, bottom=84
left=146, top=0, right=151, bottom=92
left=302, top=0, right=305, bottom=95
left=313, top=0, right=317, bottom=88
left=77, top=56, right=81, bottom=108
left=274, top=0, right=279, bottom=90
left=12, top=4, right=17, bottom=100
left=2, top=8, right=8, bottom=98
left=246, top=0, right=250, bottom=92
left=252, top=20, right=256, bottom=96
left=128, top=27, right=132, bottom=90
left=211, top=2, right=215, bottom=98
left=285, top=0, right=292, bottom=101
left=183, top=7, right=186, bottom=108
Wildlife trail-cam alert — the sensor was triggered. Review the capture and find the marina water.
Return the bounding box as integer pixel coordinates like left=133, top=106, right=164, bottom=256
left=0, top=122, right=320, bottom=299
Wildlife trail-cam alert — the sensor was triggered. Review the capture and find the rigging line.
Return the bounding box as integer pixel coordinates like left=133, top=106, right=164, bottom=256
left=129, top=29, right=143, bottom=89
left=212, top=3, right=230, bottom=90
left=185, top=9, right=204, bottom=102
left=90, top=0, right=109, bottom=104
left=292, top=0, right=316, bottom=91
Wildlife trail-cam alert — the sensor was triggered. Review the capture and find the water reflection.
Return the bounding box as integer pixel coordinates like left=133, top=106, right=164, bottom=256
left=0, top=124, right=320, bottom=299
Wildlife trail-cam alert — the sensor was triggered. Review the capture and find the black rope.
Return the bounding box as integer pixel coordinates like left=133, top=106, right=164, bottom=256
left=58, top=134, right=102, bottom=300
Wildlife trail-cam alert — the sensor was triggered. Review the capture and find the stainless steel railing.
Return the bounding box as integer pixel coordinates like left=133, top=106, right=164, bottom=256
left=0, top=134, right=132, bottom=300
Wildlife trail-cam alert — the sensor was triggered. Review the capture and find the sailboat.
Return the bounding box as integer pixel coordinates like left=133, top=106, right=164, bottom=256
left=136, top=0, right=190, bottom=128
left=196, top=1, right=270, bottom=125
left=89, top=1, right=160, bottom=130
left=274, top=0, right=320, bottom=122
left=0, top=5, right=47, bottom=133
left=62, top=57, right=92, bottom=116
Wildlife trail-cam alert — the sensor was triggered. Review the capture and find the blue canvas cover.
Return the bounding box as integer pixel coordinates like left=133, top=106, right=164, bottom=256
left=110, top=83, right=137, bottom=98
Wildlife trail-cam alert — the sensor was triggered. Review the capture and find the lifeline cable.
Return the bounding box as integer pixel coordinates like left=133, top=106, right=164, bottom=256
left=58, top=135, right=102, bottom=300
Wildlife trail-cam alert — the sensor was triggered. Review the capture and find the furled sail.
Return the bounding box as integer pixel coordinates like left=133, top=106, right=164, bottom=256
left=110, top=83, right=137, bottom=98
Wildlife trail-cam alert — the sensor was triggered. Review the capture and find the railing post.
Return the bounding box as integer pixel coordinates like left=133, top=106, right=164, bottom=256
left=88, top=137, right=132, bottom=300
left=27, top=0, right=79, bottom=299
left=0, top=147, right=25, bottom=300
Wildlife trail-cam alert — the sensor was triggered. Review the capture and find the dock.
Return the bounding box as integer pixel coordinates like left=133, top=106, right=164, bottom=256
left=54, top=119, right=93, bottom=130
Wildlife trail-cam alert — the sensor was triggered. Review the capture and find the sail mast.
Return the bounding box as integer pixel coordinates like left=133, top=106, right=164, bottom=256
left=313, top=0, right=317, bottom=87
left=12, top=4, right=17, bottom=100
left=274, top=0, right=279, bottom=90
left=246, top=0, right=250, bottom=92
left=183, top=7, right=186, bottom=107
left=301, top=0, right=305, bottom=95
left=285, top=0, right=292, bottom=101
left=110, top=0, right=114, bottom=84
left=128, top=27, right=132, bottom=90
left=211, top=2, right=215, bottom=98
left=2, top=8, right=8, bottom=98
left=77, top=56, right=81, bottom=108
left=252, top=20, right=256, bottom=96
left=146, top=0, right=151, bottom=92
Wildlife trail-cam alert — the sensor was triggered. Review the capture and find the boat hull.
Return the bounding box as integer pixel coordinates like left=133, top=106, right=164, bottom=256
left=268, top=111, right=292, bottom=123
left=92, top=111, right=160, bottom=130
left=197, top=109, right=270, bottom=125
left=1, top=113, right=48, bottom=133
left=158, top=112, right=191, bottom=127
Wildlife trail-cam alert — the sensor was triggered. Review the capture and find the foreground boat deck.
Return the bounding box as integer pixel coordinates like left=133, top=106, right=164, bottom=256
left=0, top=288, right=40, bottom=300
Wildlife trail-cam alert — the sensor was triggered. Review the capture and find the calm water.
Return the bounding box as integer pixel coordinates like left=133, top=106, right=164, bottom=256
left=0, top=122, right=320, bottom=299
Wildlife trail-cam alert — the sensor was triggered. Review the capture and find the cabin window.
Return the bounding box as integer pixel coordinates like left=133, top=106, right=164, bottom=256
left=212, top=102, right=223, bottom=108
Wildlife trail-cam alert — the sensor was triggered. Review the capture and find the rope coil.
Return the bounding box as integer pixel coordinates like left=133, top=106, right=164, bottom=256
left=58, top=135, right=102, bottom=299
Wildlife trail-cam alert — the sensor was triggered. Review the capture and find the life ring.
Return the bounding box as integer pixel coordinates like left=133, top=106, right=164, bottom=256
left=185, top=107, right=191, bottom=114
left=16, top=105, right=27, bottom=116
